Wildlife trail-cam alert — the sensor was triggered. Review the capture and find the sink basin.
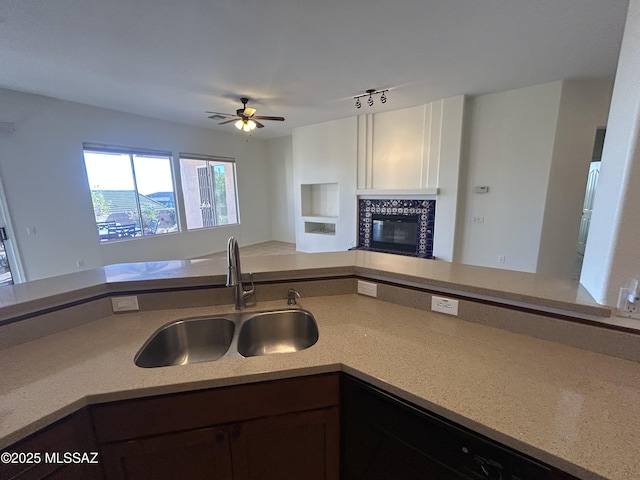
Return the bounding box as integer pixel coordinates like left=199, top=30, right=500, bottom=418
left=135, top=316, right=235, bottom=368
left=135, top=309, right=319, bottom=367
left=237, top=310, right=319, bottom=357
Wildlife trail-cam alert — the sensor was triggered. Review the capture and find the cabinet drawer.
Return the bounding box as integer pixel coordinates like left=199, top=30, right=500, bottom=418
left=92, top=373, right=339, bottom=443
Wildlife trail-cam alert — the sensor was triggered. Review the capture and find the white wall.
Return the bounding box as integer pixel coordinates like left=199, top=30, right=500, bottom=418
left=0, top=80, right=615, bottom=284
left=369, top=104, right=431, bottom=189
left=581, top=0, right=640, bottom=305
left=0, top=88, right=272, bottom=281
left=357, top=99, right=461, bottom=192
left=355, top=97, right=466, bottom=262
left=292, top=117, right=357, bottom=252
left=458, top=80, right=613, bottom=276
left=433, top=96, right=465, bottom=262
left=266, top=136, right=295, bottom=243
left=458, top=82, right=563, bottom=272
left=291, top=85, right=612, bottom=275
left=536, top=79, right=613, bottom=278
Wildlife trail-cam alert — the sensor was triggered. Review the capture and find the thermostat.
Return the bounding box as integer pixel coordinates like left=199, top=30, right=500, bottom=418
left=475, top=186, right=489, bottom=193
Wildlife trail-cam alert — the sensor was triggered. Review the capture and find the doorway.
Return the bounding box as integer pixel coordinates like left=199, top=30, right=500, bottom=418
left=577, top=161, right=601, bottom=255
left=0, top=229, right=13, bottom=286
left=0, top=175, right=23, bottom=285
left=575, top=128, right=605, bottom=278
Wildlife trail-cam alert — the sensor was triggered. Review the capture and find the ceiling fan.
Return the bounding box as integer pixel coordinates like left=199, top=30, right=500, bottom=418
left=206, top=97, right=285, bottom=132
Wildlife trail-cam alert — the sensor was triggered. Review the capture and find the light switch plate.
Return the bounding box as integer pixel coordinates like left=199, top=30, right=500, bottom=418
left=431, top=296, right=459, bottom=316
left=357, top=280, right=378, bottom=297
left=111, top=296, right=140, bottom=312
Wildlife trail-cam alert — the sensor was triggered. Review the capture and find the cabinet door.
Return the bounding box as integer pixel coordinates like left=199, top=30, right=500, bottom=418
left=0, top=465, right=89, bottom=480
left=230, top=407, right=340, bottom=480
left=100, top=427, right=232, bottom=480
left=40, top=466, right=94, bottom=480
left=0, top=409, right=103, bottom=480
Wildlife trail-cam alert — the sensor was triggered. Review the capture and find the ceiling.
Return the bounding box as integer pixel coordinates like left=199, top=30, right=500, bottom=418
left=0, top=0, right=630, bottom=139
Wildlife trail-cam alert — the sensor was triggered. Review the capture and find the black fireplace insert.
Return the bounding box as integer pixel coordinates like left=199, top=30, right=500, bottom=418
left=371, top=214, right=419, bottom=254
left=357, top=199, right=435, bottom=258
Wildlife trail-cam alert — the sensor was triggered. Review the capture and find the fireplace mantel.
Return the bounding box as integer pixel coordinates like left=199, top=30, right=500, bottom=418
left=355, top=188, right=439, bottom=199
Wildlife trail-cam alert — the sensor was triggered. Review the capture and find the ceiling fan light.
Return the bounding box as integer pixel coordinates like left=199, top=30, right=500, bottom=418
left=212, top=98, right=282, bottom=132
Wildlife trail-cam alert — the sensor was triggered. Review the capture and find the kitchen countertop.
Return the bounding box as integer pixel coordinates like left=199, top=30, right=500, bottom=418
left=0, top=251, right=612, bottom=325
left=1, top=294, right=639, bottom=480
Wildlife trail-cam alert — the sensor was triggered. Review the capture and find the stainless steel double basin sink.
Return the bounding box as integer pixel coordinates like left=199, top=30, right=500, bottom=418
left=134, top=309, right=319, bottom=368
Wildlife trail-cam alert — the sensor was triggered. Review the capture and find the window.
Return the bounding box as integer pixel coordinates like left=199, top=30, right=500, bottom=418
left=179, top=154, right=239, bottom=230
left=83, top=145, right=178, bottom=242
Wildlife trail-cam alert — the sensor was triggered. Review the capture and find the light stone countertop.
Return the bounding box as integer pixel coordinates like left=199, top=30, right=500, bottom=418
left=0, top=251, right=612, bottom=324
left=1, top=295, right=639, bottom=480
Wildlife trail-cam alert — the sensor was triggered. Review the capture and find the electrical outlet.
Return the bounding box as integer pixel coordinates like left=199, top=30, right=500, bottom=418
left=617, top=287, right=640, bottom=319
left=357, top=280, right=377, bottom=297
left=431, top=296, right=459, bottom=316
left=111, top=296, right=140, bottom=313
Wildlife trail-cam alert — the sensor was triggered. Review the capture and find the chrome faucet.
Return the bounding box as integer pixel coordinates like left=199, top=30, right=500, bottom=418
left=226, top=236, right=254, bottom=309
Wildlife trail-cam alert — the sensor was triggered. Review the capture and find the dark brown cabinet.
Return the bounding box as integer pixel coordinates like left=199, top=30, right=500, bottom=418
left=92, top=373, right=340, bottom=480
left=100, top=427, right=233, bottom=480
left=0, top=409, right=103, bottom=480
left=230, top=408, right=339, bottom=480
left=3, top=372, right=581, bottom=480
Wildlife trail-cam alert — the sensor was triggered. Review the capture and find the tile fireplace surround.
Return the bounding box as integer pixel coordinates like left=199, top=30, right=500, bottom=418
left=358, top=199, right=435, bottom=258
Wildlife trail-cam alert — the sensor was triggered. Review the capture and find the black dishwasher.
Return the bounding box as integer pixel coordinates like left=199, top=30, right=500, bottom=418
left=342, top=375, right=554, bottom=480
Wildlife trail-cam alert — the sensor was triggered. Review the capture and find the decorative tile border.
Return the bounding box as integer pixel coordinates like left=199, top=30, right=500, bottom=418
left=358, top=199, right=436, bottom=258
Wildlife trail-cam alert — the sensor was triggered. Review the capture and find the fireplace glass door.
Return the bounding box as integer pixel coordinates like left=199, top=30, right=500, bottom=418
left=371, top=215, right=419, bottom=254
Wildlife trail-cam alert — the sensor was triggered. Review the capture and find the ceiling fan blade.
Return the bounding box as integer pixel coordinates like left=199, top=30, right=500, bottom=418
left=218, top=118, right=239, bottom=125
left=254, top=120, right=265, bottom=128
left=253, top=116, right=285, bottom=121
left=206, top=111, right=233, bottom=116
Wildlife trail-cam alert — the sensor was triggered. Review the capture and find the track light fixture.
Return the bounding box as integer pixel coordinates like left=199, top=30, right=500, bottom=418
left=354, top=89, right=389, bottom=109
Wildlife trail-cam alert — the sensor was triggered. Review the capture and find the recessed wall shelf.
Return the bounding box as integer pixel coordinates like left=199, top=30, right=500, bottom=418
left=304, top=221, right=336, bottom=235
left=301, top=215, right=338, bottom=222
left=301, top=183, right=339, bottom=217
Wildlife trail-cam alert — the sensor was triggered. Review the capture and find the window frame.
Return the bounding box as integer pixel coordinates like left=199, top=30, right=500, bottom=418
left=178, top=153, right=240, bottom=231
left=82, top=143, right=179, bottom=243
